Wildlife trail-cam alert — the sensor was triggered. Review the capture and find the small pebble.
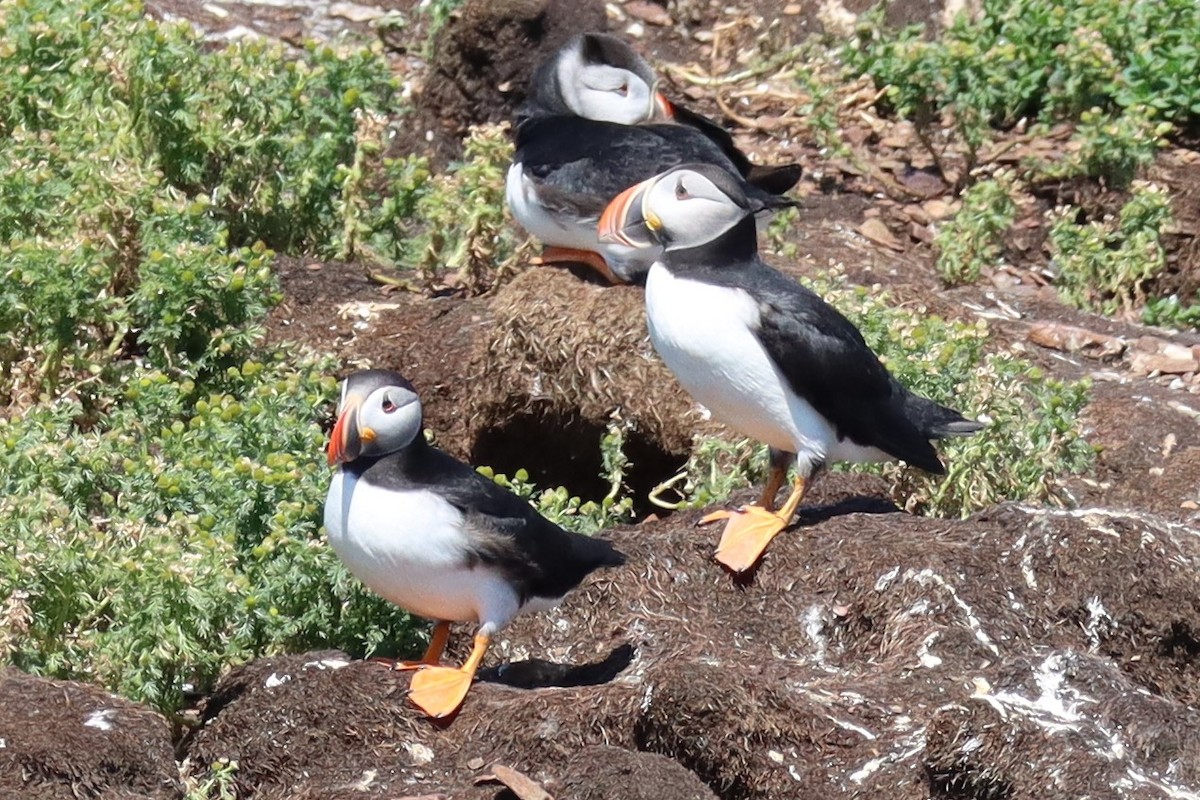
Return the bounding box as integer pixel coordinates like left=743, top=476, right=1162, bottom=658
left=625, top=21, right=645, bottom=37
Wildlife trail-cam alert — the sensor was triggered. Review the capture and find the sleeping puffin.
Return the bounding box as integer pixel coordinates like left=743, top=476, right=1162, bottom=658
left=597, top=164, right=984, bottom=572
left=324, top=369, right=625, bottom=717
left=508, top=33, right=799, bottom=284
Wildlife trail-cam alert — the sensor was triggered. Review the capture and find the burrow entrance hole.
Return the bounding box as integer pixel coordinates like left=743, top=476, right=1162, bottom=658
left=470, top=406, right=686, bottom=519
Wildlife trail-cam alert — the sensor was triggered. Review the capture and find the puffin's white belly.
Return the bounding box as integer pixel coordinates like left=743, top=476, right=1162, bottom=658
left=505, top=162, right=660, bottom=281
left=506, top=162, right=597, bottom=252
left=646, top=264, right=847, bottom=470
left=324, top=471, right=525, bottom=630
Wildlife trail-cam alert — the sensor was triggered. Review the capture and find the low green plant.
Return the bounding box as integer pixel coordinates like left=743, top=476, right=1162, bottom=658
left=935, top=171, right=1018, bottom=285
left=416, top=0, right=467, bottom=44
left=406, top=124, right=529, bottom=293
left=183, top=757, right=238, bottom=800
left=1143, top=294, right=1200, bottom=331
left=789, top=59, right=848, bottom=157
left=765, top=206, right=803, bottom=260
left=0, top=0, right=435, bottom=713
left=671, top=271, right=1094, bottom=517
left=477, top=419, right=637, bottom=534
left=338, top=123, right=529, bottom=293
left=130, top=26, right=399, bottom=254
left=1046, top=106, right=1172, bottom=187
left=1049, top=181, right=1173, bottom=316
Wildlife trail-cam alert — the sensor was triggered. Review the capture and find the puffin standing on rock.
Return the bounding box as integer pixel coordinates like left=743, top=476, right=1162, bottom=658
left=324, top=369, right=626, bottom=718
left=598, top=164, right=984, bottom=572
left=508, top=33, right=799, bottom=285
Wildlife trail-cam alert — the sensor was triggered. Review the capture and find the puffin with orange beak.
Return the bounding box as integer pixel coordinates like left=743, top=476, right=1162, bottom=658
left=599, top=164, right=983, bottom=572
left=324, top=369, right=625, bottom=719
left=507, top=33, right=799, bottom=285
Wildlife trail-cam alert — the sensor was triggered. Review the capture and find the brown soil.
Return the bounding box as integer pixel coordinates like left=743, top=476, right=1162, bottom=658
left=0, top=668, right=182, bottom=800
left=173, top=496, right=1200, bottom=798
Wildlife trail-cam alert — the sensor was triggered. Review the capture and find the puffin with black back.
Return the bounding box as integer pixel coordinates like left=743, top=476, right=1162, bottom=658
left=324, top=369, right=626, bottom=718
left=508, top=33, right=799, bottom=285
left=598, top=164, right=983, bottom=572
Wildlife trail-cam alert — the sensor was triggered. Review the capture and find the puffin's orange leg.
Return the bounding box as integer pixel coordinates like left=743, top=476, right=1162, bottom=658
left=531, top=246, right=624, bottom=285
left=373, top=620, right=452, bottom=671
left=408, top=631, right=490, bottom=719
left=701, top=476, right=809, bottom=573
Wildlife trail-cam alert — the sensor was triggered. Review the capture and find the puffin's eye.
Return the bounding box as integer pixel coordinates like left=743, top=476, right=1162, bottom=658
left=381, top=397, right=397, bottom=413
left=616, top=83, right=629, bottom=96
left=675, top=180, right=690, bottom=200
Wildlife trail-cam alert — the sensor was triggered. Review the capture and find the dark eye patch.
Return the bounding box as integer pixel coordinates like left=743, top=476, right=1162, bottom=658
left=381, top=397, right=397, bottom=413
left=675, top=180, right=689, bottom=199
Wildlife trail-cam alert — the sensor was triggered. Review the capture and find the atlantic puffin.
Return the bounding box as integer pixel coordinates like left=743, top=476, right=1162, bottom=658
left=324, top=369, right=626, bottom=718
left=508, top=33, right=799, bottom=285
left=597, top=164, right=984, bottom=572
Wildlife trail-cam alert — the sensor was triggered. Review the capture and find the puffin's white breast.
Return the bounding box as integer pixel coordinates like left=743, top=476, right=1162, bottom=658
left=324, top=471, right=523, bottom=629
left=644, top=264, right=837, bottom=465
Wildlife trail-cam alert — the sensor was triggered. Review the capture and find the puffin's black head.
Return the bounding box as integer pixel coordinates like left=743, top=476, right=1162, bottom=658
left=327, top=369, right=423, bottom=466
left=523, top=33, right=671, bottom=123
left=597, top=164, right=759, bottom=252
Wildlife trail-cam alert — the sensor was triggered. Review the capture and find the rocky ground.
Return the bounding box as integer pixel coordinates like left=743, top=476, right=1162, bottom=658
left=4, top=0, right=1200, bottom=798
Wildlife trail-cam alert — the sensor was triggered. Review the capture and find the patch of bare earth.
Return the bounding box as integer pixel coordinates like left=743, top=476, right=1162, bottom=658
left=172, top=496, right=1200, bottom=798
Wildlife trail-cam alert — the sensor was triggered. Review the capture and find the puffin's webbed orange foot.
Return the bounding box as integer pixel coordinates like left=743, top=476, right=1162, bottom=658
left=701, top=505, right=791, bottom=573
left=408, top=665, right=476, bottom=719
left=532, top=246, right=624, bottom=285
left=407, top=630, right=490, bottom=719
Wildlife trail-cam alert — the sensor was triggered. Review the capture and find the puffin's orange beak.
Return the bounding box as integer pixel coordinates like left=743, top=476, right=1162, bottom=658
left=328, top=394, right=371, bottom=466
left=598, top=177, right=658, bottom=248
left=653, top=90, right=674, bottom=120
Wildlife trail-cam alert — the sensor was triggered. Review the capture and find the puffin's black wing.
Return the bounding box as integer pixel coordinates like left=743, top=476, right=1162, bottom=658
left=664, top=103, right=801, bottom=194
left=710, top=261, right=959, bottom=473
left=407, top=445, right=624, bottom=601
left=515, top=116, right=785, bottom=217
left=665, top=103, right=754, bottom=176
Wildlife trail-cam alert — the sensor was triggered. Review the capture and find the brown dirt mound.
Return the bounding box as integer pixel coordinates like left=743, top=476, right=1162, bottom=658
left=557, top=745, right=720, bottom=800
left=415, top=0, right=607, bottom=163
left=465, top=266, right=709, bottom=497
left=0, top=668, right=181, bottom=800
left=183, top=492, right=1200, bottom=798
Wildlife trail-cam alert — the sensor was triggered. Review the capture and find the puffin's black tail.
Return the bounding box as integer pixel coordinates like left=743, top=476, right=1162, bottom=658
left=570, top=532, right=626, bottom=571
left=903, top=392, right=985, bottom=441
left=747, top=163, right=803, bottom=195
left=874, top=390, right=983, bottom=475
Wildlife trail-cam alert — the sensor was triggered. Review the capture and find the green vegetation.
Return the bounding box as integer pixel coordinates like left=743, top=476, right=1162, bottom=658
left=845, top=0, right=1200, bottom=151
left=935, top=171, right=1017, bottom=285
left=0, top=0, right=514, bottom=716
left=1052, top=106, right=1172, bottom=186
left=846, top=0, right=1198, bottom=323
left=0, top=0, right=610, bottom=716
left=1049, top=181, right=1174, bottom=316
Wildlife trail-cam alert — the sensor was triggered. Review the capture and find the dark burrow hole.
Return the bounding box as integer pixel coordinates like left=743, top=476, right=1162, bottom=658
left=470, top=406, right=686, bottom=519
left=928, top=768, right=1014, bottom=800
left=478, top=644, right=636, bottom=689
